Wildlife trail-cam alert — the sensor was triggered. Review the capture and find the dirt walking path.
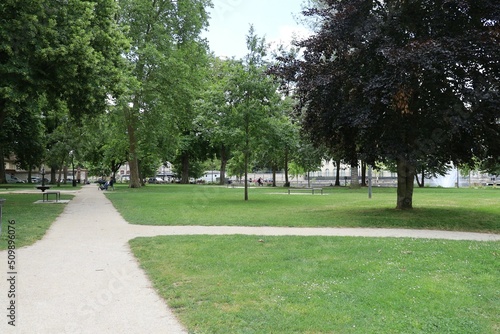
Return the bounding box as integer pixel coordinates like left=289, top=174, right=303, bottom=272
left=1, top=185, right=498, bottom=333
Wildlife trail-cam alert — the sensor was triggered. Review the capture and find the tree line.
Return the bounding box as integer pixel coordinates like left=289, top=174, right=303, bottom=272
left=1, top=0, right=499, bottom=208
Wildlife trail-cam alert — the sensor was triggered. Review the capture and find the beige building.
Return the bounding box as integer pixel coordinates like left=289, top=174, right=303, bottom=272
left=2, top=156, right=87, bottom=183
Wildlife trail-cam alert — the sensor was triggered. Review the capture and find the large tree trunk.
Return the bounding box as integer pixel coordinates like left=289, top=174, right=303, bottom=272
left=335, top=159, right=341, bottom=186
left=127, top=121, right=141, bottom=188
left=272, top=165, right=277, bottom=187
left=0, top=146, right=6, bottom=184
left=219, top=145, right=228, bottom=185
left=27, top=165, right=32, bottom=183
left=396, top=157, right=415, bottom=210
left=138, top=160, right=146, bottom=186
left=181, top=152, right=189, bottom=184
left=50, top=166, right=56, bottom=184
left=361, top=161, right=367, bottom=186
left=62, top=165, right=68, bottom=184
left=350, top=163, right=360, bottom=189
left=219, top=159, right=227, bottom=185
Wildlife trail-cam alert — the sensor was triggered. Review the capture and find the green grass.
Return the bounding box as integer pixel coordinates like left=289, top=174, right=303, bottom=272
left=0, top=182, right=82, bottom=191
left=130, top=235, right=500, bottom=334
left=0, top=183, right=496, bottom=332
left=107, top=184, right=500, bottom=232
left=0, top=193, right=71, bottom=250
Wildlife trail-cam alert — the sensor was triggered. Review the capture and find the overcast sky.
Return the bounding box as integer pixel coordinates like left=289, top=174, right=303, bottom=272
left=202, top=0, right=312, bottom=59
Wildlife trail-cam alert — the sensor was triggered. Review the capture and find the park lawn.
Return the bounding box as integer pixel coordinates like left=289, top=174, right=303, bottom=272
left=107, top=185, right=500, bottom=233
left=0, top=192, right=72, bottom=250
left=0, top=183, right=82, bottom=191
left=130, top=235, right=500, bottom=334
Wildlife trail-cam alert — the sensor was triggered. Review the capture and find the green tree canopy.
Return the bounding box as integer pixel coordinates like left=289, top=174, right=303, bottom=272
left=1, top=0, right=127, bottom=182
left=117, top=0, right=211, bottom=187
left=226, top=26, right=282, bottom=200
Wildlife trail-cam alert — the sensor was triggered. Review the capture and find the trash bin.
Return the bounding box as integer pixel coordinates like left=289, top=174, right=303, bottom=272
left=0, top=198, right=5, bottom=236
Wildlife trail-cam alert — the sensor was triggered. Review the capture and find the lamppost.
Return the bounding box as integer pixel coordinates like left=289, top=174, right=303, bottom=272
left=69, top=150, right=76, bottom=187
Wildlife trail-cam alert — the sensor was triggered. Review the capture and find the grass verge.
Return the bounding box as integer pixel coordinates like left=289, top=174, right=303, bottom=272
left=0, top=193, right=71, bottom=250
left=107, top=185, right=500, bottom=232
left=130, top=235, right=500, bottom=333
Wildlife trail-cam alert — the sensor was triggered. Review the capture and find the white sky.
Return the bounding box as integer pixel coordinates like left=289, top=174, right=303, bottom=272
left=203, top=0, right=312, bottom=59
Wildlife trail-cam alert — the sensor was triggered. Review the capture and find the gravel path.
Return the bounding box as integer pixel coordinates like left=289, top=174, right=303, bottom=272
left=1, top=185, right=498, bottom=333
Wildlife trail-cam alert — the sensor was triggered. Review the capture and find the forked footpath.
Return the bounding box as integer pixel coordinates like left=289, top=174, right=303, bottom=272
left=1, top=185, right=498, bottom=333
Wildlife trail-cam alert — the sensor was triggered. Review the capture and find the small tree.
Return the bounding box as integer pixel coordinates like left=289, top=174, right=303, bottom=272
left=225, top=26, right=280, bottom=200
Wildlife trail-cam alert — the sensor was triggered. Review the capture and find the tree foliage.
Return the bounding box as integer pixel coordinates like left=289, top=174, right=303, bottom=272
left=117, top=0, right=211, bottom=187
left=0, top=0, right=127, bottom=182
left=79, top=111, right=129, bottom=178
left=275, top=0, right=500, bottom=209
left=194, top=56, right=240, bottom=185
left=225, top=26, right=282, bottom=200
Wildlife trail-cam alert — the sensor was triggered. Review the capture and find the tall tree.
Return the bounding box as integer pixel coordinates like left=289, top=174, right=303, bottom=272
left=12, top=107, right=45, bottom=182
left=171, top=130, right=212, bottom=184
left=277, top=0, right=500, bottom=209
left=195, top=56, right=239, bottom=185
left=117, top=0, right=210, bottom=188
left=79, top=111, right=129, bottom=178
left=255, top=99, right=300, bottom=187
left=0, top=0, right=127, bottom=182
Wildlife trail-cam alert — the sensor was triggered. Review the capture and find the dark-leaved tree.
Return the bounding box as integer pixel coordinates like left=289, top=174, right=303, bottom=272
left=276, top=0, right=500, bottom=209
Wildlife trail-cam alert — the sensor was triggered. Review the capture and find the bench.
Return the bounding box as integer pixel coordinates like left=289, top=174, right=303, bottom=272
left=42, top=191, right=61, bottom=202
left=288, top=188, right=323, bottom=195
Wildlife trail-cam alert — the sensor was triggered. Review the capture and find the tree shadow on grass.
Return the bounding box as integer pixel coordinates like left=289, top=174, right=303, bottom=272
left=351, top=207, right=500, bottom=233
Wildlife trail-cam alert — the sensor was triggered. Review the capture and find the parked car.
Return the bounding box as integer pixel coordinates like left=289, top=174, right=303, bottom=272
left=30, top=177, right=49, bottom=183
left=6, top=175, right=24, bottom=183
left=156, top=176, right=166, bottom=184
left=148, top=177, right=165, bottom=184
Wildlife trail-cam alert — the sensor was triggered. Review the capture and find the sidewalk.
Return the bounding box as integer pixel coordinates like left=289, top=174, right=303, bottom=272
left=1, top=185, right=499, bottom=333
left=1, top=185, right=187, bottom=334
